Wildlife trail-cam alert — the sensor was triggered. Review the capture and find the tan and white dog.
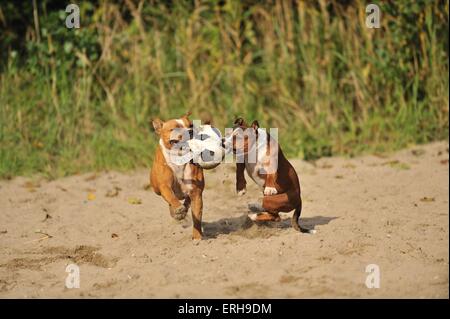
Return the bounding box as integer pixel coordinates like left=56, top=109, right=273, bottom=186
left=224, top=118, right=314, bottom=233
left=150, top=113, right=205, bottom=240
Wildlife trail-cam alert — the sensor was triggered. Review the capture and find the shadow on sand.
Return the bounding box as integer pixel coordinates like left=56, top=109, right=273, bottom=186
left=203, top=214, right=338, bottom=238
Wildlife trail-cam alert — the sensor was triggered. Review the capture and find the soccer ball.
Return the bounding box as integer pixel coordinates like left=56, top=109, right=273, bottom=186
left=188, top=125, right=224, bottom=170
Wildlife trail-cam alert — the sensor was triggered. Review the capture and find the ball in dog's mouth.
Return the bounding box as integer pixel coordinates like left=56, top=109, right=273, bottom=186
left=188, top=125, right=225, bottom=170
left=200, top=149, right=220, bottom=161
left=195, top=146, right=224, bottom=170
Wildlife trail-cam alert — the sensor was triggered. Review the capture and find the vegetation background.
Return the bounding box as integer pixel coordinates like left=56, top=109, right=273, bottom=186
left=0, top=0, right=448, bottom=178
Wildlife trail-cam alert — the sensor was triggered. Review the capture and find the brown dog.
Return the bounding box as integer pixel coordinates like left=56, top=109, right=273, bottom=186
left=150, top=113, right=205, bottom=240
left=225, top=118, right=314, bottom=233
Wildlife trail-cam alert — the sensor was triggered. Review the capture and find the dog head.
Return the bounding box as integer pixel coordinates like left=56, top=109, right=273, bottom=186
left=152, top=112, right=224, bottom=169
left=152, top=112, right=193, bottom=150
left=224, top=117, right=259, bottom=154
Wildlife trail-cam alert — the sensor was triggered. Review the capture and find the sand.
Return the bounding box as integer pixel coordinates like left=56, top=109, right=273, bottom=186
left=0, top=141, right=448, bottom=298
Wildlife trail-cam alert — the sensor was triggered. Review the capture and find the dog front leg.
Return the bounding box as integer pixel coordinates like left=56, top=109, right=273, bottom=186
left=190, top=192, right=203, bottom=240
left=263, top=173, right=278, bottom=195
left=236, top=163, right=247, bottom=196
left=160, top=185, right=187, bottom=220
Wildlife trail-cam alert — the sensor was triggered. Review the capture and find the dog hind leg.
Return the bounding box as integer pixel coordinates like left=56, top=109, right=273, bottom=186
left=262, top=193, right=315, bottom=234
left=190, top=192, right=203, bottom=240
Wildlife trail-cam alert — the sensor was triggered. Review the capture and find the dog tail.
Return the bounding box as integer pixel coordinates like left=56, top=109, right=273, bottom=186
left=291, top=199, right=316, bottom=234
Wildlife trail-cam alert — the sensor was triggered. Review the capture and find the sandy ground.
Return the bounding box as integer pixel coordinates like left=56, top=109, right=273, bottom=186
left=0, top=141, right=448, bottom=298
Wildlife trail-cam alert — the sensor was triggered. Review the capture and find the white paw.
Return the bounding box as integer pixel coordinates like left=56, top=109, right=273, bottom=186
left=264, top=187, right=278, bottom=195
left=237, top=188, right=247, bottom=196
left=248, top=213, right=258, bottom=221
left=248, top=203, right=264, bottom=212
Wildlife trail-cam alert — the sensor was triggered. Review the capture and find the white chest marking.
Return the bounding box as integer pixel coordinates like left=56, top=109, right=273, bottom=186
left=245, top=128, right=279, bottom=189
left=159, top=139, right=193, bottom=192
left=246, top=162, right=265, bottom=188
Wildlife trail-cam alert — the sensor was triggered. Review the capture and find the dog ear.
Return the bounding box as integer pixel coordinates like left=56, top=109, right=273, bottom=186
left=251, top=120, right=259, bottom=131
left=180, top=111, right=193, bottom=128
left=234, top=117, right=245, bottom=127
left=182, top=110, right=192, bottom=119
left=152, top=118, right=164, bottom=135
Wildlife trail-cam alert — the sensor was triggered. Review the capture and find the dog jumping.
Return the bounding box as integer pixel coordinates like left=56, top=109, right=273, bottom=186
left=224, top=117, right=314, bottom=233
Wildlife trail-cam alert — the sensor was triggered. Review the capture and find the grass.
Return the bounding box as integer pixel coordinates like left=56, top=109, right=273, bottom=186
left=0, top=0, right=448, bottom=179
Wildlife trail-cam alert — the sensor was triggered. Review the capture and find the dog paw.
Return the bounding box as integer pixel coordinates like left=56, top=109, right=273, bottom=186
left=263, top=187, right=278, bottom=195
left=248, top=213, right=258, bottom=221
left=248, top=202, right=264, bottom=213
left=237, top=188, right=247, bottom=196
left=171, top=205, right=188, bottom=220
left=192, top=231, right=203, bottom=241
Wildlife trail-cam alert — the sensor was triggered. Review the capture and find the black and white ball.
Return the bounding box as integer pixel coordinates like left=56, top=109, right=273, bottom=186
left=188, top=125, right=224, bottom=170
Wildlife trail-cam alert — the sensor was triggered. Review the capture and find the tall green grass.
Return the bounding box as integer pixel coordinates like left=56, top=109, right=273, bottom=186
left=0, top=0, right=448, bottom=178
